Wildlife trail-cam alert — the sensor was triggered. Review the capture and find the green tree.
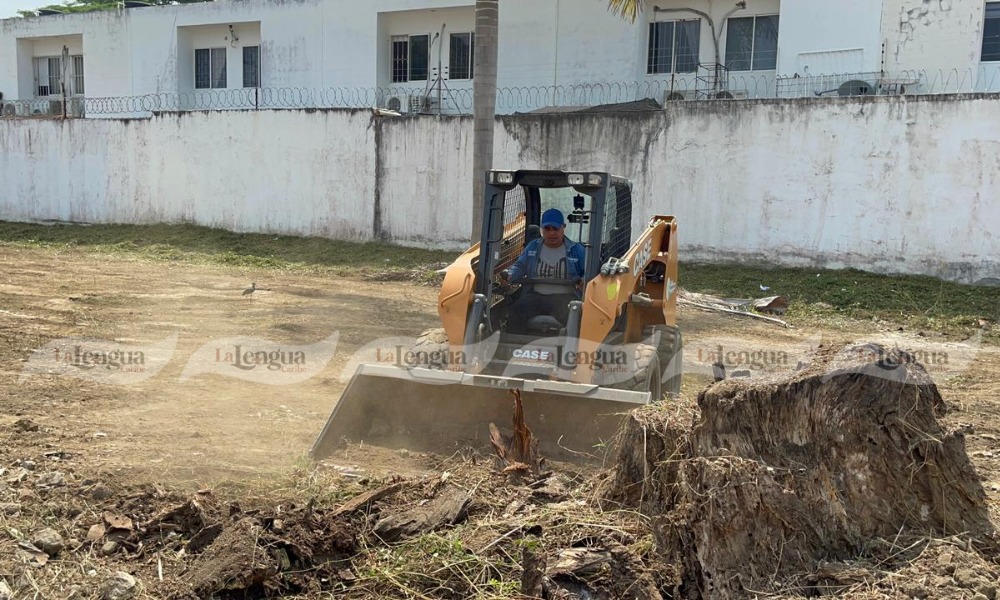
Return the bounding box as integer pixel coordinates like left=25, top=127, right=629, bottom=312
left=18, top=0, right=210, bottom=17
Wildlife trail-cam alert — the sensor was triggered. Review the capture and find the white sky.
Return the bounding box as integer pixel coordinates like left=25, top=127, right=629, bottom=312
left=0, top=0, right=61, bottom=19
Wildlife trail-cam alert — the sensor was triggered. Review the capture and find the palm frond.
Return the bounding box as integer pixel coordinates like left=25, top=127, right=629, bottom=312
left=605, top=0, right=645, bottom=23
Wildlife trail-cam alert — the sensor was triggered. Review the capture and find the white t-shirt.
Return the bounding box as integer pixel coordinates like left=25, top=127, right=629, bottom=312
left=534, top=243, right=575, bottom=295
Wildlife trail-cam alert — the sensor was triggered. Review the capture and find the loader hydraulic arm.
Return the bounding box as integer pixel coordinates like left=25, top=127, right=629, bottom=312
left=571, top=215, right=679, bottom=384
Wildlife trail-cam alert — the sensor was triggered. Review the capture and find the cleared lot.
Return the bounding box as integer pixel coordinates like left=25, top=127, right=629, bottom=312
left=0, top=234, right=998, bottom=598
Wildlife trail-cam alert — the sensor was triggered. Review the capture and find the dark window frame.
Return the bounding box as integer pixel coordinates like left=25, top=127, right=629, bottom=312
left=449, top=32, right=475, bottom=80
left=242, top=45, right=260, bottom=88
left=195, top=47, right=227, bottom=89
left=647, top=19, right=701, bottom=75
left=725, top=14, right=779, bottom=72
left=983, top=3, right=1000, bottom=62
left=390, top=34, right=430, bottom=83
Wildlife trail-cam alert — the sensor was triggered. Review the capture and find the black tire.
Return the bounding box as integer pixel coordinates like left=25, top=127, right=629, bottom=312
left=644, top=324, right=683, bottom=397
left=606, top=343, right=662, bottom=403
left=407, top=328, right=451, bottom=369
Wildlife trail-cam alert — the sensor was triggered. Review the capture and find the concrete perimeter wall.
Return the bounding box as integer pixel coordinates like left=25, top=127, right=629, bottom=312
left=1, top=94, right=998, bottom=284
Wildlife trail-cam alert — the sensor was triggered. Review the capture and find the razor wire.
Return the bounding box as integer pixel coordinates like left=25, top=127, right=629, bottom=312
left=3, top=67, right=1000, bottom=119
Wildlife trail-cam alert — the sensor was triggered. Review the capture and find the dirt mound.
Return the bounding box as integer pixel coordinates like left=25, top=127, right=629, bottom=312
left=603, top=342, right=997, bottom=598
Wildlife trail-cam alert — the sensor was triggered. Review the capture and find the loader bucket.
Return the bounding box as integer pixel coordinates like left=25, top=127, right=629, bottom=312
left=311, top=364, right=651, bottom=463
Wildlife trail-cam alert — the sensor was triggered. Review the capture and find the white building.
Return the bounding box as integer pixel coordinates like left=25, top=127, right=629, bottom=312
left=0, top=0, right=999, bottom=117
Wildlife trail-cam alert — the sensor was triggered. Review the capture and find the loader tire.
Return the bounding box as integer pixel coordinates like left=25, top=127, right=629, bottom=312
left=407, top=328, right=451, bottom=370
left=644, top=324, right=683, bottom=397
left=606, top=343, right=662, bottom=403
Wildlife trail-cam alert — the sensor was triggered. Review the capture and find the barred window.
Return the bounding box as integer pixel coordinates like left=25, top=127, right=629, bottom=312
left=32, top=55, right=85, bottom=96
left=72, top=55, right=84, bottom=95
left=449, top=32, right=474, bottom=79
left=47, top=57, right=61, bottom=95
left=647, top=19, right=700, bottom=75
left=391, top=34, right=429, bottom=82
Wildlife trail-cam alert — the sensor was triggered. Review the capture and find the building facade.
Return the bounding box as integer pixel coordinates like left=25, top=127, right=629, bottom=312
left=0, top=0, right=998, bottom=117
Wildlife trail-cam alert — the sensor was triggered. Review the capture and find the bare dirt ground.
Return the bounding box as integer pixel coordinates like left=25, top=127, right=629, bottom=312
left=0, top=245, right=441, bottom=487
left=1, top=244, right=999, bottom=598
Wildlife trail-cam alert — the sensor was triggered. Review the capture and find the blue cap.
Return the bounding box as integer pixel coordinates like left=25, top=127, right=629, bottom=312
left=541, top=208, right=565, bottom=228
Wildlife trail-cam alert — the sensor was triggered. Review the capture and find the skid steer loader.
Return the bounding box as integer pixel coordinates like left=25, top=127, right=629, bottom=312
left=312, top=170, right=682, bottom=462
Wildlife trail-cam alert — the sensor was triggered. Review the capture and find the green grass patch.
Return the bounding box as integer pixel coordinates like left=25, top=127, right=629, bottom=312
left=681, top=262, right=998, bottom=340
left=0, top=221, right=994, bottom=340
left=0, top=221, right=458, bottom=273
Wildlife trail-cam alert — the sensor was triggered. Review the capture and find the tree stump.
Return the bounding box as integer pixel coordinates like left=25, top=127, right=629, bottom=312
left=604, top=342, right=994, bottom=598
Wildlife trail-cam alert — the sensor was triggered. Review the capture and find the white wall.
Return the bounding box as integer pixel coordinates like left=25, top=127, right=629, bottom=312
left=0, top=109, right=377, bottom=239
left=1, top=95, right=999, bottom=284
left=881, top=0, right=1000, bottom=92
left=777, top=0, right=884, bottom=76
left=884, top=0, right=983, bottom=71
left=176, top=22, right=261, bottom=95
left=494, top=96, right=1000, bottom=284
left=379, top=114, right=473, bottom=248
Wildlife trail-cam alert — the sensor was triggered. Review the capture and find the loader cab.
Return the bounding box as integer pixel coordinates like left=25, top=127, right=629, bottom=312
left=471, top=170, right=634, bottom=341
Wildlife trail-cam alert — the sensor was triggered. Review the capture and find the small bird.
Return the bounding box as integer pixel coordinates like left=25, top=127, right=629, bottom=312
left=242, top=282, right=257, bottom=296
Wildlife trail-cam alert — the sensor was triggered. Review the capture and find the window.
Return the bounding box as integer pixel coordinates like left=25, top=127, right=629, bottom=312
left=725, top=15, right=779, bottom=71
left=449, top=32, right=474, bottom=79
left=984, top=3, right=1000, bottom=62
left=46, top=57, right=61, bottom=95
left=647, top=20, right=701, bottom=74
left=72, top=55, right=84, bottom=95
left=243, top=46, right=260, bottom=88
left=391, top=34, right=429, bottom=82
left=33, top=55, right=84, bottom=97
left=195, top=48, right=227, bottom=89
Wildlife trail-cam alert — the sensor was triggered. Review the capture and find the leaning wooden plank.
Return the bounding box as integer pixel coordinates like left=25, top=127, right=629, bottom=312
left=331, top=481, right=408, bottom=518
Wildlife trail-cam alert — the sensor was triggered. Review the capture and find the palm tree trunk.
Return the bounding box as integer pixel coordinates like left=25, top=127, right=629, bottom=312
left=471, top=0, right=498, bottom=245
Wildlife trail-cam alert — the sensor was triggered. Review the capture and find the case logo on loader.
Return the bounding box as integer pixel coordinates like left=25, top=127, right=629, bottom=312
left=511, top=348, right=555, bottom=362
left=632, top=239, right=653, bottom=277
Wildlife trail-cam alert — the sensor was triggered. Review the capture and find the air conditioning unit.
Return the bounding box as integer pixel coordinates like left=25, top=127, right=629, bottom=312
left=386, top=95, right=404, bottom=112
left=408, top=94, right=441, bottom=114
left=0, top=103, right=14, bottom=118
left=408, top=94, right=429, bottom=113
left=663, top=90, right=696, bottom=103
